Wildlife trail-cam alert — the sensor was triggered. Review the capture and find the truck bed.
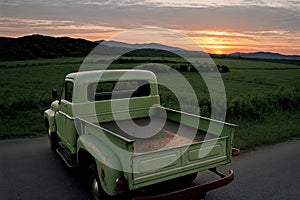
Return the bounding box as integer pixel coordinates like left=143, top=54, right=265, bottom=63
left=77, top=108, right=235, bottom=189
left=99, top=117, right=217, bottom=153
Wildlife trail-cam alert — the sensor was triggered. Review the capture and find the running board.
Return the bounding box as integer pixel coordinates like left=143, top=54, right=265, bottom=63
left=56, top=143, right=77, bottom=168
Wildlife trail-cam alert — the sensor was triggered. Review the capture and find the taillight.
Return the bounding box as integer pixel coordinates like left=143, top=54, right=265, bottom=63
left=115, top=178, right=127, bottom=191
left=232, top=148, right=240, bottom=156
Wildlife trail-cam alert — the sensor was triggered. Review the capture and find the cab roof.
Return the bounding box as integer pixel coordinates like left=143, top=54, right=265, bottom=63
left=66, top=70, right=157, bottom=82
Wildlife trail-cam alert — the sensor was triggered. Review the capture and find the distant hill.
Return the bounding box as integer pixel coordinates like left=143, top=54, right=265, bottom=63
left=0, top=35, right=299, bottom=61
left=229, top=52, right=300, bottom=61
left=0, top=35, right=98, bottom=61
left=102, top=41, right=300, bottom=61
left=101, top=40, right=186, bottom=51
left=101, top=40, right=208, bottom=57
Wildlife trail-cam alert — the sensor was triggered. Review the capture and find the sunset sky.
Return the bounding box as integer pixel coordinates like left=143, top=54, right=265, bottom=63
left=0, top=0, right=299, bottom=55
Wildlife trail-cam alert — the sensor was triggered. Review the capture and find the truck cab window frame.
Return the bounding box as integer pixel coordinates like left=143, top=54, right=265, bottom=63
left=62, top=81, right=74, bottom=103
left=87, top=80, right=150, bottom=102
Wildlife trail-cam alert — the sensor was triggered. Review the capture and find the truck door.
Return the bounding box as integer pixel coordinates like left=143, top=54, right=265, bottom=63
left=55, top=80, right=77, bottom=153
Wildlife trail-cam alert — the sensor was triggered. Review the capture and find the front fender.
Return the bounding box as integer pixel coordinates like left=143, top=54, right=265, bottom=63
left=77, top=134, right=125, bottom=196
left=44, top=100, right=59, bottom=132
left=44, top=109, right=56, bottom=132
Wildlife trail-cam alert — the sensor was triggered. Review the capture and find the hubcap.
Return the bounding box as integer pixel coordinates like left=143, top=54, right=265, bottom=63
left=92, top=178, right=100, bottom=200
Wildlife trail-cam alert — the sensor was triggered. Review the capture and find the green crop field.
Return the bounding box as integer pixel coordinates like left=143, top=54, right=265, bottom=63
left=0, top=57, right=300, bottom=150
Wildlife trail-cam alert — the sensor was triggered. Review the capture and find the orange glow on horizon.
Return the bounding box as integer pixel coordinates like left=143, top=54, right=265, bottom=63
left=27, top=28, right=300, bottom=55
left=182, top=30, right=300, bottom=55
left=191, top=35, right=239, bottom=54
left=216, top=50, right=224, bottom=54
left=1, top=27, right=298, bottom=55
left=202, top=45, right=229, bottom=54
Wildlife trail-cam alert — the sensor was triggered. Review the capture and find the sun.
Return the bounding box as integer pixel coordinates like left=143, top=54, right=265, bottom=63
left=216, top=50, right=223, bottom=54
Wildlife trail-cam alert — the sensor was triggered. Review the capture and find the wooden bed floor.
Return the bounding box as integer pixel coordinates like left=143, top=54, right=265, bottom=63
left=100, top=117, right=216, bottom=153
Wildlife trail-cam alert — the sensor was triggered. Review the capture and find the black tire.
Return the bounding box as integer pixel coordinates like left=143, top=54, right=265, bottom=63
left=48, top=127, right=58, bottom=151
left=89, top=164, right=107, bottom=200
left=175, top=173, right=197, bottom=186
left=183, top=172, right=198, bottom=183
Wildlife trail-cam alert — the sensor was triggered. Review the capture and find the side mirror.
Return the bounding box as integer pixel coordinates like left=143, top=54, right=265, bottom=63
left=52, top=89, right=58, bottom=100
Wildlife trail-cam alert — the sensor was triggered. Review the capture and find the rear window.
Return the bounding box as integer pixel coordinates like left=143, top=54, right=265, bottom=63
left=87, top=80, right=150, bottom=101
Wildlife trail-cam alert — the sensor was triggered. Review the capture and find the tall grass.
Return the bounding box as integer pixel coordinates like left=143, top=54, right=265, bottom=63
left=0, top=58, right=80, bottom=137
left=233, top=110, right=300, bottom=150
left=227, top=87, right=300, bottom=119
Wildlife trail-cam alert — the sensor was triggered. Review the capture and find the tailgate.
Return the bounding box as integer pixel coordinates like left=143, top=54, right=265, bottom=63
left=131, top=136, right=230, bottom=189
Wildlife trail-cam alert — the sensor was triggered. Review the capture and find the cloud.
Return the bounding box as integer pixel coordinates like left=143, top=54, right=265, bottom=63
left=1, top=2, right=298, bottom=33
left=130, top=0, right=299, bottom=10
left=0, top=0, right=299, bottom=54
left=189, top=29, right=300, bottom=54
left=74, top=0, right=300, bottom=12
left=1, top=0, right=298, bottom=10
left=0, top=17, right=125, bottom=40
left=185, top=30, right=296, bottom=40
left=0, top=17, right=75, bottom=27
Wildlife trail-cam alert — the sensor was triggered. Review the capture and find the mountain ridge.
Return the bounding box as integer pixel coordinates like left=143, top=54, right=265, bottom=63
left=100, top=40, right=187, bottom=52
left=229, top=51, right=300, bottom=60
left=0, top=34, right=299, bottom=61
left=0, top=34, right=98, bottom=61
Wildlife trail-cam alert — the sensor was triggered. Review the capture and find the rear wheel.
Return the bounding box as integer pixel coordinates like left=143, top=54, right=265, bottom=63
left=91, top=174, right=101, bottom=200
left=175, top=173, right=197, bottom=185
left=183, top=172, right=198, bottom=183
left=89, top=164, right=107, bottom=200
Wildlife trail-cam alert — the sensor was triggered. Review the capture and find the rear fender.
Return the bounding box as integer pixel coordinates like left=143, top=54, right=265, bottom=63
left=77, top=135, right=125, bottom=196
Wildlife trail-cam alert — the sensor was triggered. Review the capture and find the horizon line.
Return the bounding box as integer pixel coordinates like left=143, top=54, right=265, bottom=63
left=1, top=33, right=300, bottom=57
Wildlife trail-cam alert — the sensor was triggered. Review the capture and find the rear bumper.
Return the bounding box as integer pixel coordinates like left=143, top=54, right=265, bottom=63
left=132, top=169, right=234, bottom=200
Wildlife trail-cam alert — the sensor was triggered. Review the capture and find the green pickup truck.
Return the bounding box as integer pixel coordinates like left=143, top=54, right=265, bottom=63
left=44, top=70, right=237, bottom=200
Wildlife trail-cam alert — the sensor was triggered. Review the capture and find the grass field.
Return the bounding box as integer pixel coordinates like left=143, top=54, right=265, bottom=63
left=0, top=57, right=300, bottom=150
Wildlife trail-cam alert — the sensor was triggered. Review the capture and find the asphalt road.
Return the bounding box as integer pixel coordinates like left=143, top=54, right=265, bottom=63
left=0, top=136, right=299, bottom=200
